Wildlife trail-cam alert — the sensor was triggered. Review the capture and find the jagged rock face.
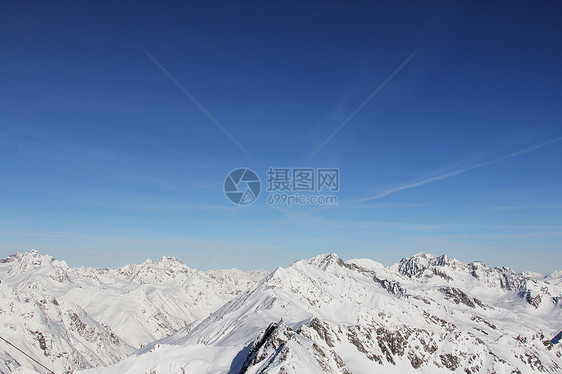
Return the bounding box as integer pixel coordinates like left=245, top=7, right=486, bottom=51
left=82, top=252, right=562, bottom=374
left=394, top=252, right=559, bottom=309
left=0, top=292, right=130, bottom=374
left=239, top=321, right=352, bottom=374
left=0, top=250, right=267, bottom=373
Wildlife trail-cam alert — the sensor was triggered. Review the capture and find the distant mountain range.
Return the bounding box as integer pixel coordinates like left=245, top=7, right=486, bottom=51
left=1, top=250, right=560, bottom=373
left=0, top=250, right=266, bottom=373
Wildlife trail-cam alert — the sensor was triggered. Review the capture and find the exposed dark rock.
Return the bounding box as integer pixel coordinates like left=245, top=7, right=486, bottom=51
left=30, top=330, right=48, bottom=356
left=519, top=290, right=542, bottom=308
left=439, top=287, right=486, bottom=308
left=440, top=353, right=460, bottom=370
left=309, top=318, right=336, bottom=347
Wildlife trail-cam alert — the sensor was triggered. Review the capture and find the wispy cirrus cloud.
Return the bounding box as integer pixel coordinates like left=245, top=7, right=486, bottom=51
left=361, top=136, right=562, bottom=202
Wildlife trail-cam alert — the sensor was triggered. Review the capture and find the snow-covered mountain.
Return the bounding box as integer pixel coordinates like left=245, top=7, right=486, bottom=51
left=82, top=252, right=562, bottom=374
left=0, top=250, right=267, bottom=373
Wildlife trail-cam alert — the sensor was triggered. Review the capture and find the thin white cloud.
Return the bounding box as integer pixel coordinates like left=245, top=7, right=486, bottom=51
left=361, top=136, right=562, bottom=202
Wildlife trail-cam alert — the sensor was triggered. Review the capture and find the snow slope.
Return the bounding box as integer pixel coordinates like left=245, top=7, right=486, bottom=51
left=83, top=252, right=562, bottom=374
left=0, top=250, right=267, bottom=373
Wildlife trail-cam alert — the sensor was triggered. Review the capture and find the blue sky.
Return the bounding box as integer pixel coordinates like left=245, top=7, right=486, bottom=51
left=1, top=1, right=561, bottom=272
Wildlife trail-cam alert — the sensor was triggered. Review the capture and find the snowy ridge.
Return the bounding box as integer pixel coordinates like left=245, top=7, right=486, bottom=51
left=0, top=250, right=267, bottom=373
left=83, top=252, right=562, bottom=374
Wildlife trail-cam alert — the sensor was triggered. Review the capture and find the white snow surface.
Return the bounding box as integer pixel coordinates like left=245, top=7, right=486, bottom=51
left=0, top=250, right=267, bottom=373
left=83, top=252, right=562, bottom=374
left=2, top=250, right=561, bottom=373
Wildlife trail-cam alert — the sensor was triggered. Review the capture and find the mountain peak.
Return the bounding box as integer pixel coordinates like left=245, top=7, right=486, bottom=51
left=549, top=270, right=562, bottom=279
left=0, top=250, right=267, bottom=372
left=396, top=252, right=458, bottom=278
left=303, top=252, right=344, bottom=270
left=1, top=249, right=68, bottom=272
left=22, top=249, right=53, bottom=261
left=157, top=255, right=186, bottom=268
left=129, top=251, right=562, bottom=374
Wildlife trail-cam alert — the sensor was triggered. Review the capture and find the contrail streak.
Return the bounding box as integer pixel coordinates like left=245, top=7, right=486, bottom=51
left=312, top=49, right=419, bottom=157
left=361, top=136, right=562, bottom=202
left=144, top=49, right=250, bottom=157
